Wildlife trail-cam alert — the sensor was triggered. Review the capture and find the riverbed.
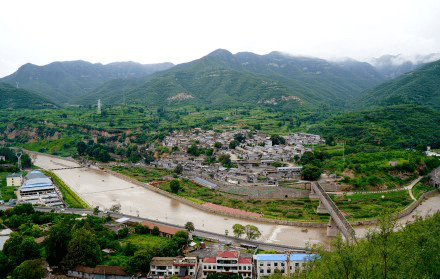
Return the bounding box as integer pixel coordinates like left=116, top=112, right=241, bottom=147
left=30, top=153, right=440, bottom=248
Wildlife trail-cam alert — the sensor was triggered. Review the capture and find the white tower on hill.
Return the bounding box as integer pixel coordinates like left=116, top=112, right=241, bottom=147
left=97, top=99, right=101, bottom=114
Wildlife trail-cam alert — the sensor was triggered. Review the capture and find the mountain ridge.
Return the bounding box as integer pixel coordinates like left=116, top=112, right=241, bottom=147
left=74, top=49, right=386, bottom=108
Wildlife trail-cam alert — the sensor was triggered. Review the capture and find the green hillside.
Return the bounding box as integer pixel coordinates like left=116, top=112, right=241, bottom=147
left=355, top=59, right=440, bottom=109
left=0, top=60, right=174, bottom=105
left=75, top=49, right=385, bottom=108
left=310, top=104, right=440, bottom=149
left=0, top=82, right=54, bottom=109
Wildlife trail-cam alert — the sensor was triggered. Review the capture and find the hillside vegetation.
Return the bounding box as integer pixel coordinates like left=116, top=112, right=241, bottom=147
left=0, top=61, right=174, bottom=105
left=73, top=49, right=386, bottom=108
left=0, top=82, right=54, bottom=109
left=291, top=212, right=440, bottom=279
left=355, top=60, right=440, bottom=109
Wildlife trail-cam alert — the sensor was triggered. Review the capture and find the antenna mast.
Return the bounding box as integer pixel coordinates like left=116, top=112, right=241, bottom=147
left=15, top=152, right=23, bottom=171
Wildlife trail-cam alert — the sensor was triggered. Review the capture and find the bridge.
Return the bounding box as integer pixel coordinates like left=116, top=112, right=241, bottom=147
left=48, top=166, right=86, bottom=171
left=310, top=182, right=356, bottom=243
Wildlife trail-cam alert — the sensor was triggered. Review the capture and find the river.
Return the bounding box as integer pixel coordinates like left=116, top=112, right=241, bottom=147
left=30, top=153, right=440, bottom=248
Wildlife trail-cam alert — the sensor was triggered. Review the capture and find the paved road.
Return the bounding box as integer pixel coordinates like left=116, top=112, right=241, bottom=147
left=0, top=205, right=307, bottom=252
left=404, top=176, right=424, bottom=201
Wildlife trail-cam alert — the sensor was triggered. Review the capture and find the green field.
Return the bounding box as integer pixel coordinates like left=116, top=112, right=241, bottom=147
left=0, top=172, right=17, bottom=202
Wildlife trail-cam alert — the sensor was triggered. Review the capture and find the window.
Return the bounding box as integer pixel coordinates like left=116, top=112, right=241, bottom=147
left=248, top=266, right=251, bottom=270
left=295, top=263, right=299, bottom=267
left=274, top=263, right=278, bottom=267
left=260, top=263, right=263, bottom=266
left=239, top=266, right=242, bottom=270
left=260, top=269, right=264, bottom=274
left=281, top=263, right=285, bottom=267
left=267, top=263, right=271, bottom=267
left=267, top=269, right=271, bottom=273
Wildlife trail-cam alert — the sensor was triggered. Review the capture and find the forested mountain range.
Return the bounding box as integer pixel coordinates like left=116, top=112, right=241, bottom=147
left=0, top=60, right=174, bottom=105
left=1, top=50, right=439, bottom=110
left=369, top=53, right=440, bottom=79
left=73, top=49, right=386, bottom=108
left=355, top=59, right=440, bottom=109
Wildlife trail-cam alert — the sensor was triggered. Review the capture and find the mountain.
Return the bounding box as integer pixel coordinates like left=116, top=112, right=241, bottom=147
left=354, top=60, right=440, bottom=109
left=369, top=53, right=440, bottom=79
left=75, top=49, right=386, bottom=108
left=0, top=82, right=55, bottom=109
left=0, top=60, right=174, bottom=105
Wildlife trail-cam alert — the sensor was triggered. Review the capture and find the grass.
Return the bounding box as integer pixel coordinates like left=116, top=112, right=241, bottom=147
left=412, top=182, right=436, bottom=200
left=42, top=170, right=89, bottom=208
left=0, top=172, right=17, bottom=202
left=22, top=137, right=79, bottom=157
left=333, top=190, right=412, bottom=220
left=100, top=233, right=174, bottom=267
left=111, top=166, right=173, bottom=182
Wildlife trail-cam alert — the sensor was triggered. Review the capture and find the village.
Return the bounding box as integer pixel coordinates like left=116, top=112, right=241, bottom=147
left=154, top=130, right=323, bottom=196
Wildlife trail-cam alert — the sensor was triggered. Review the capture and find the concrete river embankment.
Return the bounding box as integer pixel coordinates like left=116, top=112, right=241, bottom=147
left=30, top=153, right=440, bottom=248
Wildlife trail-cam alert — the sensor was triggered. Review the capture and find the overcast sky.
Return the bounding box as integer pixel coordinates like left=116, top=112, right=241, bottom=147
left=1, top=0, right=439, bottom=77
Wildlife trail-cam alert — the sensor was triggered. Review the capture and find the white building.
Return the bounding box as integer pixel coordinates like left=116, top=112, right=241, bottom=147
left=150, top=257, right=197, bottom=278
left=202, top=251, right=252, bottom=279
left=254, top=254, right=318, bottom=279
left=6, top=173, right=22, bottom=187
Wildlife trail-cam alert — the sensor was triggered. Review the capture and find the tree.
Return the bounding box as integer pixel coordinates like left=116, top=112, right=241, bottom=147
left=134, top=224, right=150, bottom=234
left=218, top=154, right=232, bottom=168
left=170, top=180, right=180, bottom=193
left=270, top=135, right=286, bottom=145
left=301, top=164, right=322, bottom=181
left=229, top=140, right=239, bottom=149
left=117, top=227, right=129, bottom=239
left=12, top=259, right=45, bottom=279
left=174, top=164, right=183, bottom=174
left=77, top=141, right=87, bottom=156
left=234, top=133, right=246, bottom=143
left=125, top=249, right=154, bottom=274
left=16, top=237, right=40, bottom=264
left=44, top=224, right=72, bottom=266
left=152, top=226, right=160, bottom=236
left=172, top=230, right=189, bottom=248
left=244, top=225, right=261, bottom=240
left=184, top=221, right=195, bottom=232
left=232, top=224, right=245, bottom=238
left=0, top=251, right=12, bottom=278
left=63, top=227, right=101, bottom=267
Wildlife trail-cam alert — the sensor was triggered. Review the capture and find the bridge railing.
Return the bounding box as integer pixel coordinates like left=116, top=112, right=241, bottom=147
left=314, top=182, right=356, bottom=239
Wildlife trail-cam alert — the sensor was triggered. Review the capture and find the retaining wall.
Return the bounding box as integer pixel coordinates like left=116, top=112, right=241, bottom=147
left=105, top=168, right=327, bottom=228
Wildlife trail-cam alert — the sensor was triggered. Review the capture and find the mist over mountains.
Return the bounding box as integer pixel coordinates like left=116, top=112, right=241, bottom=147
left=0, top=50, right=439, bottom=109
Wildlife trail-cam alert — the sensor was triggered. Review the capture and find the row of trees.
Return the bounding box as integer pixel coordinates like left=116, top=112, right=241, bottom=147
left=231, top=224, right=261, bottom=240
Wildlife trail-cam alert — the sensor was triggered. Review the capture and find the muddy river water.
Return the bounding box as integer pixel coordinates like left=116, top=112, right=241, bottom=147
left=31, top=153, right=440, bottom=248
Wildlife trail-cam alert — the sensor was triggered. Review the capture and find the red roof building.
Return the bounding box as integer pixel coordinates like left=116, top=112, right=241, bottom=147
left=141, top=221, right=180, bottom=238
left=202, top=251, right=252, bottom=279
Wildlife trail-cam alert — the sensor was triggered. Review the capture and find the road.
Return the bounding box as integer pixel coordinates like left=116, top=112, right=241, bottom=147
left=0, top=204, right=306, bottom=252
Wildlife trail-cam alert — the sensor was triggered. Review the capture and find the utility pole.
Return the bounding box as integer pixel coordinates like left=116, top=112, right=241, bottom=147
left=15, top=152, right=23, bottom=171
